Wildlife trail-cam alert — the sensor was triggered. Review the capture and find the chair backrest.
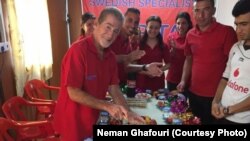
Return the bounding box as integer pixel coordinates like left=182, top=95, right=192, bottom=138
left=2, top=97, right=29, bottom=121
left=25, top=79, right=48, bottom=100
left=0, top=117, right=16, bottom=141
left=24, top=79, right=60, bottom=101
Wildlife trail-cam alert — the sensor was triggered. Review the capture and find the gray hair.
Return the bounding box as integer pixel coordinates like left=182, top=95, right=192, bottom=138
left=98, top=7, right=124, bottom=24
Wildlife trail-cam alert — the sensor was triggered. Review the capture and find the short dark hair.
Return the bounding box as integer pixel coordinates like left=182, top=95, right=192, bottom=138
left=125, top=8, right=140, bottom=16
left=98, top=7, right=124, bottom=24
left=232, top=0, right=250, bottom=17
left=194, top=0, right=215, bottom=7
left=81, top=12, right=96, bottom=24
left=175, top=12, right=193, bottom=31
left=81, top=12, right=96, bottom=35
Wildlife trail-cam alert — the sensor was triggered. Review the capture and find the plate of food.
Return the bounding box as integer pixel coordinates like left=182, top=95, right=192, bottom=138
left=135, top=93, right=152, bottom=100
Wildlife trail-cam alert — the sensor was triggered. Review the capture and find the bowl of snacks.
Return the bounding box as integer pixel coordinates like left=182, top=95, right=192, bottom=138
left=135, top=93, right=152, bottom=101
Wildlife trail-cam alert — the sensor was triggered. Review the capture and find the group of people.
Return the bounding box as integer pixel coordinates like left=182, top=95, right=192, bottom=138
left=53, top=0, right=250, bottom=140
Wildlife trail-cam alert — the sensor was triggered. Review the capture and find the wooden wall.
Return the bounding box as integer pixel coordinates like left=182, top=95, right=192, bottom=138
left=47, top=0, right=82, bottom=89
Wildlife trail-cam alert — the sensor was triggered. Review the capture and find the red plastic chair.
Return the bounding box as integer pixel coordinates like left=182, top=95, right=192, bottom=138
left=0, top=117, right=16, bottom=141
left=24, top=79, right=60, bottom=103
left=24, top=79, right=60, bottom=119
left=0, top=117, right=60, bottom=141
left=1, top=96, right=59, bottom=140
left=2, top=96, right=56, bottom=121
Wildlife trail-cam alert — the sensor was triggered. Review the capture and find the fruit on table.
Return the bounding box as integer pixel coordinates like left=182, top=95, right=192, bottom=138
left=142, top=116, right=157, bottom=125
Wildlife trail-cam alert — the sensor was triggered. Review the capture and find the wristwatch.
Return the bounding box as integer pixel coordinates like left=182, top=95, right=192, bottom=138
left=223, top=106, right=230, bottom=115
left=142, top=64, right=148, bottom=71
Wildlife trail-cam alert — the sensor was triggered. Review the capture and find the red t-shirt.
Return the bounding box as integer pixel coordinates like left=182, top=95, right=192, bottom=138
left=136, top=43, right=170, bottom=91
left=185, top=20, right=237, bottom=97
left=53, top=36, right=119, bottom=140
left=166, top=32, right=186, bottom=84
left=110, top=33, right=132, bottom=84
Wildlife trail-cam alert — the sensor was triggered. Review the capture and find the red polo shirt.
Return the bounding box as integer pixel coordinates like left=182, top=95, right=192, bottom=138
left=185, top=20, right=237, bottom=97
left=136, top=43, right=170, bottom=91
left=110, top=33, right=132, bottom=84
left=77, top=35, right=86, bottom=41
left=166, top=32, right=186, bottom=84
left=53, top=36, right=119, bottom=140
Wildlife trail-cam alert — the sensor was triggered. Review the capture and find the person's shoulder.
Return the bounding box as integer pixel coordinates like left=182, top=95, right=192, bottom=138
left=76, top=35, right=86, bottom=41
left=186, top=27, right=196, bottom=37
left=229, top=41, right=242, bottom=52
left=216, top=22, right=235, bottom=31
left=68, top=36, right=92, bottom=53
left=233, top=40, right=244, bottom=49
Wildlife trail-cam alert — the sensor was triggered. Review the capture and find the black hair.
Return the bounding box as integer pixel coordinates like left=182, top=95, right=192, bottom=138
left=140, top=16, right=164, bottom=50
left=194, top=0, right=215, bottom=7
left=81, top=12, right=96, bottom=35
left=232, top=0, right=250, bottom=17
left=125, top=8, right=140, bottom=16
left=175, top=12, right=193, bottom=31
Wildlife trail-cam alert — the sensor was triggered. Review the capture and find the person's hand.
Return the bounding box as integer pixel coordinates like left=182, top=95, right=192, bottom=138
left=177, top=81, right=185, bottom=92
left=127, top=111, right=145, bottom=125
left=145, top=62, right=163, bottom=77
left=106, top=104, right=128, bottom=121
left=211, top=102, right=225, bottom=119
left=128, top=48, right=145, bottom=62
left=169, top=38, right=176, bottom=54
left=129, top=34, right=140, bottom=46
left=168, top=37, right=176, bottom=47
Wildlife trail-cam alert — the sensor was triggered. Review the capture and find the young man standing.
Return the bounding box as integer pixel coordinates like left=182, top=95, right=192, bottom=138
left=111, top=8, right=163, bottom=87
left=212, top=0, right=250, bottom=124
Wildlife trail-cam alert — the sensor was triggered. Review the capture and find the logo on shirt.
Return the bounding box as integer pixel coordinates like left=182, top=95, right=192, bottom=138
left=233, top=68, right=239, bottom=78
left=239, top=57, right=244, bottom=62
left=86, top=74, right=97, bottom=80
left=227, top=80, right=249, bottom=94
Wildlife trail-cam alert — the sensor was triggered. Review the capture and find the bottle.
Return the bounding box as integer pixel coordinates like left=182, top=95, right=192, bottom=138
left=126, top=72, right=137, bottom=97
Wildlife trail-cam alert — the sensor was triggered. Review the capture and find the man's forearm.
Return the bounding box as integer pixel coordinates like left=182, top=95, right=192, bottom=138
left=181, top=56, right=192, bottom=83
left=67, top=86, right=111, bottom=111
left=109, top=85, right=130, bottom=111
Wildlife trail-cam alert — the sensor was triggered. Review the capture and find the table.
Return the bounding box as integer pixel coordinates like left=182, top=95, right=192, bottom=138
left=130, top=98, right=166, bottom=125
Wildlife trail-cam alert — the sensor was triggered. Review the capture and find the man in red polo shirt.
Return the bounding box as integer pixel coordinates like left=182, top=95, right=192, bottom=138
left=53, top=7, right=145, bottom=141
left=177, top=0, right=238, bottom=124
left=110, top=8, right=146, bottom=86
